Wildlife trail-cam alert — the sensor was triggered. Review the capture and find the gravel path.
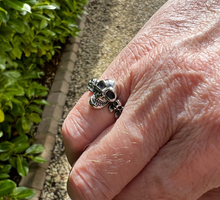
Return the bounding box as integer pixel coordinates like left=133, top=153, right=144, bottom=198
left=40, top=0, right=168, bottom=199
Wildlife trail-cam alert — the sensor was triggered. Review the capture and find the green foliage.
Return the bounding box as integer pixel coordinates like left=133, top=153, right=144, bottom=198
left=0, top=0, right=88, bottom=199
left=0, top=180, right=36, bottom=199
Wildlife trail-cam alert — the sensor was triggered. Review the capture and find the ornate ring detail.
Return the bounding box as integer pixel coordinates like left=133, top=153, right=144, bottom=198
left=88, top=79, right=123, bottom=118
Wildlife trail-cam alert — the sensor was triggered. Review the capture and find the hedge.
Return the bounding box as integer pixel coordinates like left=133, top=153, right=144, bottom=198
left=0, top=0, right=87, bottom=199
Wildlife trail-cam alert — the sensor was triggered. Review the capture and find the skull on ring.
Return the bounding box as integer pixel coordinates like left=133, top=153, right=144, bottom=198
left=108, top=99, right=123, bottom=118
left=88, top=79, right=117, bottom=109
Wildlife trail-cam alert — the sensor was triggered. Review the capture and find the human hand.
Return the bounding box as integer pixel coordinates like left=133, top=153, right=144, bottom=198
left=62, top=0, right=220, bottom=199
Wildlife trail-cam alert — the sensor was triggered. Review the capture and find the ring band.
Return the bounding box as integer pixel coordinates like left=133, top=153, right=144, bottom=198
left=88, top=79, right=123, bottom=118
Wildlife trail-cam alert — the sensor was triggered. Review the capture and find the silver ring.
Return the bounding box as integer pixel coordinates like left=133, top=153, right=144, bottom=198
left=88, top=79, right=123, bottom=118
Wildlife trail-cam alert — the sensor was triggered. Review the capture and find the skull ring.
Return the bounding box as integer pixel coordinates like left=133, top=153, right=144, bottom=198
left=88, top=79, right=123, bottom=118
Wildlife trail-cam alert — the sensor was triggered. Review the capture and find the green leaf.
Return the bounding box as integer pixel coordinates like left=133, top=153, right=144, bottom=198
left=3, top=0, right=31, bottom=13
left=0, top=131, right=3, bottom=138
left=12, top=136, right=30, bottom=153
left=2, top=71, right=21, bottom=79
left=26, top=88, right=35, bottom=99
left=0, top=109, right=4, bottom=123
left=11, top=98, right=22, bottom=106
left=31, top=82, right=48, bottom=90
left=11, top=103, right=25, bottom=117
left=29, top=113, right=41, bottom=123
left=40, top=19, right=48, bottom=30
left=0, top=141, right=13, bottom=153
left=46, top=52, right=52, bottom=60
left=0, top=6, right=7, bottom=14
left=33, top=2, right=57, bottom=10
left=13, top=141, right=30, bottom=154
left=0, top=7, right=9, bottom=23
left=32, top=99, right=49, bottom=105
left=11, top=46, right=23, bottom=59
left=11, top=135, right=28, bottom=144
left=2, top=99, right=13, bottom=110
left=0, top=164, right=11, bottom=173
left=36, top=90, right=48, bottom=97
left=35, top=35, right=50, bottom=43
left=62, top=18, right=78, bottom=28
left=0, top=55, right=6, bottom=70
left=65, top=0, right=75, bottom=12
left=0, top=64, right=5, bottom=70
left=8, top=19, right=25, bottom=34
left=23, top=48, right=31, bottom=57
left=5, top=85, right=25, bottom=96
left=16, top=97, right=29, bottom=105
left=5, top=114, right=13, bottom=123
left=28, top=104, right=42, bottom=114
left=23, top=70, right=44, bottom=79
left=31, top=13, right=50, bottom=21
left=0, top=152, right=11, bottom=161
left=37, top=43, right=47, bottom=55
left=0, top=24, right=14, bottom=42
left=21, top=0, right=36, bottom=5
left=54, top=28, right=63, bottom=34
left=0, top=121, right=11, bottom=139
left=41, top=29, right=56, bottom=37
left=14, top=120, right=24, bottom=135
left=25, top=144, right=44, bottom=154
left=29, top=156, right=46, bottom=163
left=13, top=35, right=23, bottom=46
left=16, top=156, right=28, bottom=177
left=0, top=41, right=13, bottom=52
left=4, top=56, right=18, bottom=68
left=21, top=116, right=32, bottom=132
left=9, top=187, right=36, bottom=199
left=0, top=179, right=16, bottom=197
left=9, top=157, right=17, bottom=169
left=0, top=173, right=10, bottom=179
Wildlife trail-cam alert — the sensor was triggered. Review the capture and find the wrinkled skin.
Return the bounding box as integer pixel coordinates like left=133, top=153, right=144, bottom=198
left=62, top=0, right=220, bottom=199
